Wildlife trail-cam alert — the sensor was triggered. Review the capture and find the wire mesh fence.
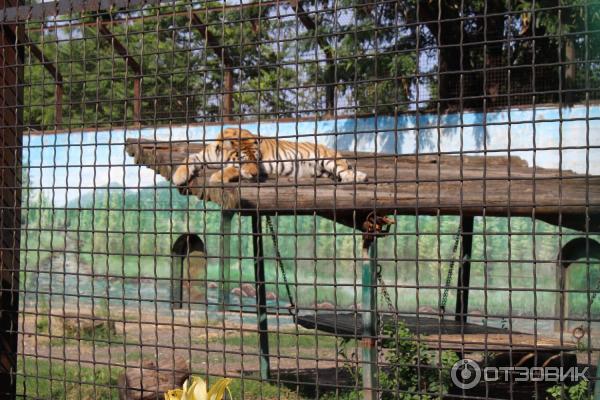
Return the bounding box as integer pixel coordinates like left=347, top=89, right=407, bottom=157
left=0, top=0, right=599, bottom=399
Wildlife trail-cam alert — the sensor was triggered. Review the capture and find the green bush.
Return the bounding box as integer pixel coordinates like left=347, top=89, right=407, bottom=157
left=547, top=380, right=592, bottom=400
left=379, top=321, right=459, bottom=399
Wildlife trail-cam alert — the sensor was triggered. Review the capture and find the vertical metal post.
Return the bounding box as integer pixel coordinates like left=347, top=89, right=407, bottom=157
left=594, top=356, right=600, bottom=400
left=455, top=216, right=474, bottom=323
left=0, top=6, right=23, bottom=396
left=252, top=214, right=270, bottom=381
left=218, top=211, right=233, bottom=311
left=361, top=238, right=377, bottom=400
left=133, top=78, right=141, bottom=125
left=171, top=254, right=184, bottom=310
left=555, top=264, right=570, bottom=333
left=223, top=70, right=233, bottom=122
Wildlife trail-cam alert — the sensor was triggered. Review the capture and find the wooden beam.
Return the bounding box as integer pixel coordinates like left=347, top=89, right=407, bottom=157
left=3, top=26, right=63, bottom=84
left=0, top=0, right=162, bottom=23
left=25, top=35, right=63, bottom=84
left=22, top=0, right=288, bottom=32
left=191, top=13, right=235, bottom=120
left=97, top=24, right=142, bottom=123
left=223, top=70, right=234, bottom=121
left=190, top=13, right=235, bottom=68
left=6, top=27, right=64, bottom=128
left=125, top=138, right=600, bottom=233
left=0, top=0, right=22, bottom=395
left=133, top=78, right=141, bottom=125
left=55, top=83, right=62, bottom=128
left=98, top=23, right=141, bottom=75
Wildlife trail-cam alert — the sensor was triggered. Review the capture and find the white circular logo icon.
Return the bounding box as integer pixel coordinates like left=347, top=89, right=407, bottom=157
left=451, top=359, right=481, bottom=390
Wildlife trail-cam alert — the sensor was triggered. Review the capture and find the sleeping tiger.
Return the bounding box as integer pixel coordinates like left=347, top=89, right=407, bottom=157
left=172, top=128, right=368, bottom=185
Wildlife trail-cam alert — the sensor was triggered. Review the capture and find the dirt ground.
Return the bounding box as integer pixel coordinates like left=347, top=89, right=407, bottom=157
left=18, top=305, right=343, bottom=378
left=18, top=304, right=599, bottom=380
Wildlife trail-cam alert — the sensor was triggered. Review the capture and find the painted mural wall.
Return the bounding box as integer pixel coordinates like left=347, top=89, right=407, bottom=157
left=22, top=104, right=600, bottom=320
left=24, top=103, right=600, bottom=204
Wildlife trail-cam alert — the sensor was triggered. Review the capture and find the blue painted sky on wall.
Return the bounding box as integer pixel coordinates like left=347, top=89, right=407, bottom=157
left=23, top=104, right=600, bottom=205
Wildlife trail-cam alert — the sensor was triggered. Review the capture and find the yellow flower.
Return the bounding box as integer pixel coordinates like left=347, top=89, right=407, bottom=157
left=164, top=376, right=233, bottom=400
left=165, top=389, right=184, bottom=400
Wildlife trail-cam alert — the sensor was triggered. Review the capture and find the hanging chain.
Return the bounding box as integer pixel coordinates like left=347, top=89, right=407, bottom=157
left=265, top=215, right=296, bottom=316
left=440, top=228, right=462, bottom=314
left=590, top=277, right=600, bottom=305
left=377, top=264, right=395, bottom=312
left=376, top=264, right=392, bottom=356
left=375, top=225, right=461, bottom=352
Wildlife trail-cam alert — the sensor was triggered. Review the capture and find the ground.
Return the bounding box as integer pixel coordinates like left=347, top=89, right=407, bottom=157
left=16, top=303, right=599, bottom=399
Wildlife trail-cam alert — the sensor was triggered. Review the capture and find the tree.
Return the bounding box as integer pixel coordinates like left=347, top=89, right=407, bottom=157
left=22, top=0, right=599, bottom=130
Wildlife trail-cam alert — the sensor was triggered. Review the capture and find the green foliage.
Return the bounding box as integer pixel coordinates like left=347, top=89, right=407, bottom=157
left=17, top=357, right=120, bottom=399
left=379, top=321, right=459, bottom=399
left=334, top=322, right=459, bottom=399
left=20, top=179, right=600, bottom=315
left=35, top=316, right=49, bottom=335
left=23, top=1, right=600, bottom=128
left=547, top=380, right=592, bottom=400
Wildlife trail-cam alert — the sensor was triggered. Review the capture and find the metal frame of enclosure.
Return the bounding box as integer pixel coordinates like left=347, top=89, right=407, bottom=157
left=1, top=1, right=599, bottom=399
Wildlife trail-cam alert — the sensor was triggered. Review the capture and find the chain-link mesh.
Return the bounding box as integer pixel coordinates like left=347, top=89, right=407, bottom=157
left=0, top=1, right=598, bottom=399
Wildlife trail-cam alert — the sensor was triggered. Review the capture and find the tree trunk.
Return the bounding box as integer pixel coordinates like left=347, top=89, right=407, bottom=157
left=484, top=1, right=507, bottom=107
left=564, top=38, right=576, bottom=103
left=438, top=19, right=463, bottom=110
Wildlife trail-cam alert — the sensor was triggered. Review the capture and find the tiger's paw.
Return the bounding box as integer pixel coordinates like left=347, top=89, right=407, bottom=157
left=172, top=160, right=196, bottom=186
left=340, top=170, right=368, bottom=183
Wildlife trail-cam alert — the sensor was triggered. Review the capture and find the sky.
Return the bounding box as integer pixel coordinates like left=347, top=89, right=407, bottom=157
left=23, top=103, right=600, bottom=205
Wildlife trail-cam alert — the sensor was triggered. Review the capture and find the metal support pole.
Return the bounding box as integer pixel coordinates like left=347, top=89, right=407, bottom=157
left=0, top=5, right=23, bottom=396
left=171, top=254, right=183, bottom=310
left=55, top=83, right=62, bottom=129
left=223, top=70, right=233, bottom=121
left=133, top=78, right=141, bottom=125
left=555, top=264, right=570, bottom=333
left=218, top=211, right=233, bottom=311
left=594, top=355, right=600, bottom=400
left=252, top=214, right=270, bottom=381
left=361, top=238, right=378, bottom=400
left=455, top=216, right=474, bottom=323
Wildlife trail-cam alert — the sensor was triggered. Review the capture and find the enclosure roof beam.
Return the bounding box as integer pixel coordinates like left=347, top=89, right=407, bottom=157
left=98, top=24, right=142, bottom=75
left=22, top=1, right=283, bottom=30
left=0, top=0, right=162, bottom=23
left=96, top=23, right=142, bottom=124
left=26, top=35, right=64, bottom=85
left=2, top=26, right=64, bottom=84
left=190, top=13, right=234, bottom=68
left=287, top=0, right=335, bottom=112
left=191, top=12, right=235, bottom=120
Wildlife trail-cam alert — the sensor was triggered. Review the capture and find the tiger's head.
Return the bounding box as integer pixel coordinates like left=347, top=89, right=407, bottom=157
left=199, top=128, right=260, bottom=176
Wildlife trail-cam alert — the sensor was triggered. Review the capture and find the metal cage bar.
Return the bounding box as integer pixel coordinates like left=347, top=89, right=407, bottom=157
left=2, top=1, right=599, bottom=399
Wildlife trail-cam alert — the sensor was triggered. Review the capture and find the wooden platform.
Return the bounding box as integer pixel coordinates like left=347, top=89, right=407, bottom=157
left=296, top=313, right=576, bottom=352
left=126, top=138, right=600, bottom=231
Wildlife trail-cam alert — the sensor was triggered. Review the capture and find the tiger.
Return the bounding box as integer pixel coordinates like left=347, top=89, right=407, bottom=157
left=171, top=128, right=368, bottom=185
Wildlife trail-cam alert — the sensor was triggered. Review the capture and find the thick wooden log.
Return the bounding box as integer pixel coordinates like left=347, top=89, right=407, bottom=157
left=125, top=138, right=600, bottom=232
left=118, top=356, right=190, bottom=400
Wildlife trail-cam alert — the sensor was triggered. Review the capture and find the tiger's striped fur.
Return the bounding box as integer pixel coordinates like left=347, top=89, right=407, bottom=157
left=172, top=128, right=368, bottom=185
